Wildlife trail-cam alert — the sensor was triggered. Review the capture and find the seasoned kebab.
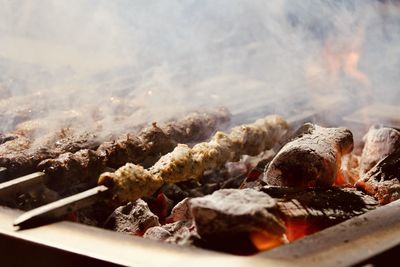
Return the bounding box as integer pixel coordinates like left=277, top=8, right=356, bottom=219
left=264, top=123, right=354, bottom=188
left=98, top=115, right=288, bottom=203
left=37, top=108, right=231, bottom=194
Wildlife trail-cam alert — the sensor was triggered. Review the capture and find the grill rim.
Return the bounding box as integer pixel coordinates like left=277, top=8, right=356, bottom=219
left=0, top=199, right=399, bottom=267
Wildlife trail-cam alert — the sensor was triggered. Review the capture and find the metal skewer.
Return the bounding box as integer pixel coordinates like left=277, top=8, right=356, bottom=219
left=0, top=167, right=7, bottom=182
left=14, top=185, right=110, bottom=229
left=0, top=172, right=46, bottom=199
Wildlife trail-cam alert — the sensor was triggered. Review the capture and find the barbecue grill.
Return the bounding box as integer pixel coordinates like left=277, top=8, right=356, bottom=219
left=1, top=1, right=400, bottom=266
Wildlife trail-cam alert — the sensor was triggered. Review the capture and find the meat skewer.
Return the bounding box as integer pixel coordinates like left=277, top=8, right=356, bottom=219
left=0, top=108, right=231, bottom=196
left=14, top=114, right=288, bottom=229
left=0, top=130, right=102, bottom=179
left=37, top=108, right=231, bottom=194
left=264, top=123, right=354, bottom=188
left=98, top=114, right=288, bottom=202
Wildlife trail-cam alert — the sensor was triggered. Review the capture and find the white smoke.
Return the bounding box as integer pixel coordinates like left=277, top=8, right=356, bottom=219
left=1, top=0, right=400, bottom=146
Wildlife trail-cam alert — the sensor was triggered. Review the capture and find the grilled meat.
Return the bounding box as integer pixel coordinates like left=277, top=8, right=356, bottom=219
left=264, top=123, right=353, bottom=188
left=39, top=108, right=231, bottom=194
left=356, top=149, right=400, bottom=204
left=99, top=115, right=288, bottom=203
left=0, top=133, right=19, bottom=144
left=359, top=126, right=400, bottom=176
left=0, top=130, right=102, bottom=178
left=0, top=134, right=29, bottom=154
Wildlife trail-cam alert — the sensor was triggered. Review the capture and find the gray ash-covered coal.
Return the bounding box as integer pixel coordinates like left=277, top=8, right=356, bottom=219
left=359, top=126, right=400, bottom=176
left=264, top=123, right=354, bottom=188
left=104, top=199, right=160, bottom=236
left=355, top=126, right=400, bottom=204
left=144, top=220, right=197, bottom=246
left=142, top=188, right=287, bottom=254
left=262, top=186, right=378, bottom=224
left=189, top=188, right=285, bottom=239
left=356, top=148, right=400, bottom=204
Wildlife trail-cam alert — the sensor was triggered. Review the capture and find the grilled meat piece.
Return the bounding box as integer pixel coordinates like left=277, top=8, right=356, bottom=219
left=264, top=123, right=353, bottom=188
left=99, top=115, right=288, bottom=203
left=359, top=126, right=400, bottom=176
left=0, top=131, right=102, bottom=179
left=39, top=109, right=231, bottom=194
left=356, top=149, right=400, bottom=204
left=41, top=149, right=105, bottom=193
left=0, top=133, right=19, bottom=144
left=0, top=134, right=29, bottom=155
left=97, top=124, right=176, bottom=169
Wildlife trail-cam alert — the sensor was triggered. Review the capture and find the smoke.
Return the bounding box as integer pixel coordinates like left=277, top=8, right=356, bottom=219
left=1, top=0, right=400, bottom=146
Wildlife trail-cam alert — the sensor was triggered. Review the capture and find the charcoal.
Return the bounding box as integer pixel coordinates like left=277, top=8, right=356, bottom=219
left=224, top=161, right=248, bottom=178
left=189, top=183, right=220, bottom=197
left=159, top=183, right=189, bottom=203
left=220, top=175, right=246, bottom=189
left=356, top=149, right=400, bottom=204
left=104, top=199, right=160, bottom=236
left=198, top=169, right=226, bottom=184
left=143, top=220, right=196, bottom=246
left=264, top=123, right=353, bottom=188
left=261, top=186, right=378, bottom=241
left=143, top=193, right=174, bottom=221
left=143, top=226, right=172, bottom=241
left=74, top=201, right=115, bottom=227
left=240, top=158, right=271, bottom=189
left=189, top=188, right=285, bottom=238
left=339, top=154, right=360, bottom=186
left=261, top=186, right=378, bottom=222
left=359, top=126, right=400, bottom=176
left=166, top=197, right=192, bottom=223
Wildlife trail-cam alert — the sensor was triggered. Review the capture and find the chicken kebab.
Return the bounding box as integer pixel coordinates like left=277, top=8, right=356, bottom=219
left=98, top=115, right=289, bottom=203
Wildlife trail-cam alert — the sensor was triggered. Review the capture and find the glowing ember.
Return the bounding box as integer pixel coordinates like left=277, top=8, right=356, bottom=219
left=284, top=220, right=321, bottom=242
left=249, top=231, right=286, bottom=251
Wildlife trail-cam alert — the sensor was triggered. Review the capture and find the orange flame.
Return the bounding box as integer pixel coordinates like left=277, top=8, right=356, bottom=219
left=306, top=28, right=371, bottom=90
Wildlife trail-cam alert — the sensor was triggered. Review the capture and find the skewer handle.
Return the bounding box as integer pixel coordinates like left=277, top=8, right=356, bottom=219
left=14, top=185, right=110, bottom=229
left=0, top=172, right=46, bottom=199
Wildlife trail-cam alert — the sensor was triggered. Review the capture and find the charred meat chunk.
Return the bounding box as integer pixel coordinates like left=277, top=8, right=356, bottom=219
left=40, top=149, right=105, bottom=194
left=264, top=123, right=353, bottom=188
